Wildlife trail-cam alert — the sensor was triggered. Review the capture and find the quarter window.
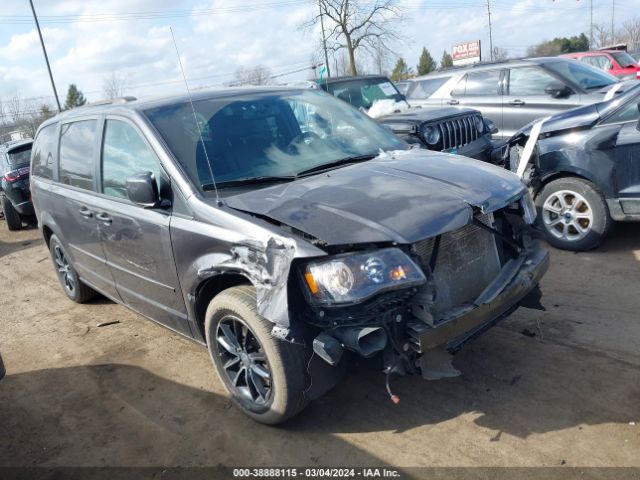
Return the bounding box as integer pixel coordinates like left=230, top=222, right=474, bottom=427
left=32, top=124, right=57, bottom=180
left=602, top=97, right=640, bottom=124
left=508, top=67, right=557, bottom=96
left=59, top=120, right=97, bottom=190
left=101, top=119, right=160, bottom=199
left=451, top=70, right=501, bottom=97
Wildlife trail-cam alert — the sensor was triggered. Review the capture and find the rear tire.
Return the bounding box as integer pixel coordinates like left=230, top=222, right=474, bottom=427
left=49, top=234, right=98, bottom=303
left=535, top=177, right=612, bottom=251
left=1, top=196, right=22, bottom=231
left=205, top=285, right=310, bottom=424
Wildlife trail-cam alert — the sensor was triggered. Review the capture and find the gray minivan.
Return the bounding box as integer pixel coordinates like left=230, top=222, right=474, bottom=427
left=406, top=57, right=624, bottom=139
left=30, top=88, right=548, bottom=424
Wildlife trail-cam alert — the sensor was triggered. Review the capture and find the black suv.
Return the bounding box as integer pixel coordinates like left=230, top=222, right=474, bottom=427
left=318, top=75, right=497, bottom=162
left=505, top=84, right=640, bottom=250
left=1, top=139, right=34, bottom=230
left=31, top=88, right=548, bottom=424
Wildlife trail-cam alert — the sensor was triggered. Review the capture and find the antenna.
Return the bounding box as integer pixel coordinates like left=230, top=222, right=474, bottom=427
left=169, top=26, right=220, bottom=205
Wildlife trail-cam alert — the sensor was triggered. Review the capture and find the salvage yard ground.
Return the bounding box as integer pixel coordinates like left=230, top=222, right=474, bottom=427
left=0, top=222, right=639, bottom=468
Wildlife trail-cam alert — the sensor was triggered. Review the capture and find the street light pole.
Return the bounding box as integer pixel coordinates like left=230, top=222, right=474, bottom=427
left=611, top=0, right=615, bottom=44
left=29, top=0, right=61, bottom=112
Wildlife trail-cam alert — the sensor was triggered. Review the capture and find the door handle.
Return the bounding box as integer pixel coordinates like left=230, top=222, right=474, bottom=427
left=447, top=99, right=460, bottom=105
left=96, top=212, right=112, bottom=225
left=79, top=207, right=93, bottom=219
left=508, top=99, right=525, bottom=106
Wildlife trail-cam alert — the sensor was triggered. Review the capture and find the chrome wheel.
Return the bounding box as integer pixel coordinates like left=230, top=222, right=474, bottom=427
left=216, top=315, right=272, bottom=406
left=542, top=189, right=593, bottom=242
left=53, top=244, right=76, bottom=295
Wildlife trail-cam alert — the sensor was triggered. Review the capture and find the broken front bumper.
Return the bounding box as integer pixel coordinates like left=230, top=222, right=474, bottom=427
left=412, top=243, right=549, bottom=353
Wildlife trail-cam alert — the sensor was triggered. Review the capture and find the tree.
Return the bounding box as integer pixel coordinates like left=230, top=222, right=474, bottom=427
left=492, top=46, right=509, bottom=61
left=617, top=17, right=640, bottom=51
left=440, top=50, right=453, bottom=69
left=102, top=71, right=128, bottom=99
left=40, top=105, right=54, bottom=120
left=306, top=0, right=403, bottom=76
left=372, top=38, right=393, bottom=75
left=64, top=84, right=87, bottom=110
left=390, top=57, right=412, bottom=82
left=527, top=33, right=589, bottom=57
left=233, top=65, right=273, bottom=85
left=416, top=47, right=436, bottom=76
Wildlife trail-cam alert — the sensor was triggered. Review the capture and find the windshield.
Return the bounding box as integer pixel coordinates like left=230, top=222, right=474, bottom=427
left=323, top=78, right=404, bottom=109
left=6, top=145, right=32, bottom=166
left=144, top=89, right=406, bottom=191
left=611, top=51, right=638, bottom=68
left=545, top=60, right=619, bottom=90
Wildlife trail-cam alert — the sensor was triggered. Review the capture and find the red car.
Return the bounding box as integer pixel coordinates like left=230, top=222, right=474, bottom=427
left=562, top=50, right=640, bottom=80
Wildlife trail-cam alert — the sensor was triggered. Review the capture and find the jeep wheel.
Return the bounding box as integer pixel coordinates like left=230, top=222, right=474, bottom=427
left=49, top=234, right=97, bottom=303
left=205, top=285, right=310, bottom=424
left=1, top=196, right=22, bottom=231
left=536, top=178, right=612, bottom=251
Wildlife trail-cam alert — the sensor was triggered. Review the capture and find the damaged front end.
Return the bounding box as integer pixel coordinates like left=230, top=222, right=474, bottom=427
left=297, top=197, right=549, bottom=392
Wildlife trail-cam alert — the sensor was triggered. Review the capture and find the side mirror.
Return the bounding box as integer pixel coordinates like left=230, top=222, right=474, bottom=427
left=126, top=171, right=161, bottom=208
left=544, top=81, right=572, bottom=98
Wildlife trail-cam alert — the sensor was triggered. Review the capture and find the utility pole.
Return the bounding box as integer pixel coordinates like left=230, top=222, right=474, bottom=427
left=611, top=0, right=615, bottom=44
left=29, top=0, right=61, bottom=112
left=486, top=0, right=494, bottom=61
left=318, top=0, right=331, bottom=78
left=590, top=0, right=593, bottom=48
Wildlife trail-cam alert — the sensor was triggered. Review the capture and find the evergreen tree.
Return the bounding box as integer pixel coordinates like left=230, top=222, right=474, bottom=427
left=440, top=50, right=454, bottom=69
left=64, top=84, right=87, bottom=110
left=390, top=58, right=412, bottom=82
left=417, top=47, right=436, bottom=75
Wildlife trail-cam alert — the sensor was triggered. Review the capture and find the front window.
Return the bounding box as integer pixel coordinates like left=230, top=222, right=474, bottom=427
left=611, top=51, right=638, bottom=68
left=324, top=78, right=404, bottom=109
left=144, top=90, right=406, bottom=192
left=508, top=67, right=557, bottom=96
left=407, top=77, right=450, bottom=99
left=545, top=60, right=618, bottom=90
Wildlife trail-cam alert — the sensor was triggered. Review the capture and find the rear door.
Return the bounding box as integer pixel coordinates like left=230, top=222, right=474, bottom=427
left=503, top=66, right=582, bottom=138
left=96, top=116, right=190, bottom=335
left=54, top=117, right=120, bottom=299
left=444, top=69, right=505, bottom=136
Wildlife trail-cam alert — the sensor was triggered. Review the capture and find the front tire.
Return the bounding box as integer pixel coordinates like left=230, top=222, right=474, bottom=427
left=205, top=285, right=310, bottom=424
left=1, top=196, right=22, bottom=231
left=535, top=177, right=612, bottom=251
left=49, top=234, right=97, bottom=303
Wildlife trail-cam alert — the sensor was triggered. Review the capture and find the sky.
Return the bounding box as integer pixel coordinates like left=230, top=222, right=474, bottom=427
left=0, top=0, right=636, bottom=110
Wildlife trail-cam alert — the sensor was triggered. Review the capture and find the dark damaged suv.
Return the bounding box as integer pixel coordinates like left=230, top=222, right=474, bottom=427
left=31, top=88, right=549, bottom=424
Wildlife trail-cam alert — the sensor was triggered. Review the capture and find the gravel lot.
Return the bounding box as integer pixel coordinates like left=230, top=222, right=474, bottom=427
left=0, top=220, right=639, bottom=469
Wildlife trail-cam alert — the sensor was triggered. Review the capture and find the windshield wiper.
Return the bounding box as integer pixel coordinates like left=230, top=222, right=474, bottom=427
left=203, top=176, right=296, bottom=190
left=295, top=154, right=378, bottom=177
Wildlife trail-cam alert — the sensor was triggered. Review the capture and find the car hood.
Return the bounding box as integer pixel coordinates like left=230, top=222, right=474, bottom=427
left=380, top=107, right=479, bottom=126
left=224, top=150, right=525, bottom=246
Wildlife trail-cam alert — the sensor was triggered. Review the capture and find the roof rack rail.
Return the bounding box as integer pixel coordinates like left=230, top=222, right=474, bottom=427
left=86, top=96, right=137, bottom=107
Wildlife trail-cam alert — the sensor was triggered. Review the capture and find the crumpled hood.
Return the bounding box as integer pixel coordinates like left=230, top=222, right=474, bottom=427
left=224, top=150, right=525, bottom=246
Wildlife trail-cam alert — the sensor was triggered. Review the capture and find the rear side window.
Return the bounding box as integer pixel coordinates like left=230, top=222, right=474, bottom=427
left=508, top=67, right=557, bottom=96
left=59, top=120, right=97, bottom=190
left=452, top=70, right=502, bottom=96
left=32, top=124, right=57, bottom=180
left=101, top=119, right=160, bottom=199
left=581, top=55, right=612, bottom=71
left=407, top=77, right=450, bottom=99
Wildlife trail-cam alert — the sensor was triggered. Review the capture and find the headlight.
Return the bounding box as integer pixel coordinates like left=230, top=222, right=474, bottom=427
left=474, top=116, right=484, bottom=134
left=302, top=248, right=426, bottom=306
left=521, top=190, right=537, bottom=224
left=422, top=125, right=440, bottom=145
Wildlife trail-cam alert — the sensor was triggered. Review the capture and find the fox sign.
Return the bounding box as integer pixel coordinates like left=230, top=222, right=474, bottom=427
left=452, top=40, right=481, bottom=66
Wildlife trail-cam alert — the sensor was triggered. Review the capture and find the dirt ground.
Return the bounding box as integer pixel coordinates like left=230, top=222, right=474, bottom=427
left=0, top=220, right=639, bottom=469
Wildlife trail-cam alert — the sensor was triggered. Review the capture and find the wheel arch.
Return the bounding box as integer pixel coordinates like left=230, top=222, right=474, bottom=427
left=193, top=271, right=254, bottom=342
